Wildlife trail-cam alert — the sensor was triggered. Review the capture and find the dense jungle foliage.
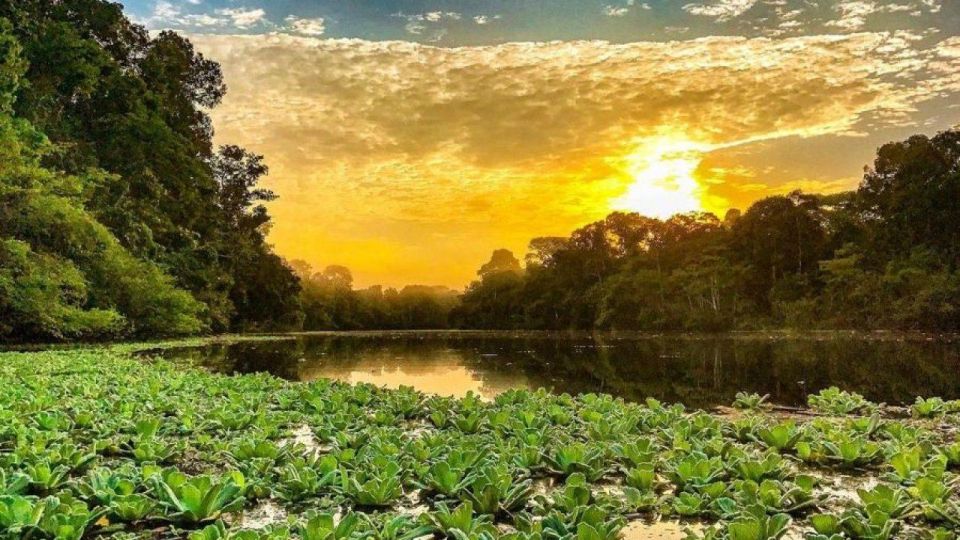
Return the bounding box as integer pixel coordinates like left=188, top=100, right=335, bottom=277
left=0, top=1, right=301, bottom=341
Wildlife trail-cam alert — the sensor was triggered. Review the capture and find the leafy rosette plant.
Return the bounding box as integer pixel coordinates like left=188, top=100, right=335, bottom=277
left=806, top=513, right=844, bottom=540
left=755, top=421, right=804, bottom=452
left=856, top=484, right=916, bottom=520
left=909, top=476, right=958, bottom=524
left=77, top=467, right=139, bottom=505
left=0, top=495, right=46, bottom=536
left=188, top=519, right=287, bottom=540
left=126, top=436, right=181, bottom=464
left=838, top=505, right=900, bottom=539
left=730, top=451, right=789, bottom=483
left=940, top=441, right=960, bottom=469
left=451, top=412, right=487, bottom=435
left=297, top=511, right=365, bottom=540
left=912, top=397, right=946, bottom=419
left=23, top=460, right=72, bottom=494
left=612, top=438, right=658, bottom=469
left=726, top=417, right=764, bottom=443
left=150, top=470, right=246, bottom=524
left=624, top=463, right=656, bottom=492
left=275, top=455, right=340, bottom=503
left=545, top=442, right=608, bottom=481
left=0, top=494, right=107, bottom=540
left=342, top=461, right=403, bottom=507
left=582, top=410, right=639, bottom=442
left=416, top=461, right=475, bottom=498
left=734, top=477, right=824, bottom=515
left=362, top=513, right=433, bottom=540
left=225, top=437, right=286, bottom=464
left=726, top=504, right=791, bottom=540
left=0, top=469, right=29, bottom=496
left=885, top=446, right=944, bottom=485
left=732, top=392, right=770, bottom=411
left=807, top=387, right=877, bottom=416
left=540, top=505, right=625, bottom=540
left=421, top=501, right=497, bottom=539
left=33, top=411, right=72, bottom=433
left=108, top=493, right=156, bottom=523
left=666, top=452, right=726, bottom=490
left=797, top=434, right=883, bottom=468
left=461, top=464, right=532, bottom=516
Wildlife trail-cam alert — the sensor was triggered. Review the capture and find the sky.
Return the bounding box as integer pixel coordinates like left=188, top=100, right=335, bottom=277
left=122, top=0, right=960, bottom=288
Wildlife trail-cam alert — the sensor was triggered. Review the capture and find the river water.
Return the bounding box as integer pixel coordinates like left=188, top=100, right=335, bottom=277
left=152, top=331, right=960, bottom=408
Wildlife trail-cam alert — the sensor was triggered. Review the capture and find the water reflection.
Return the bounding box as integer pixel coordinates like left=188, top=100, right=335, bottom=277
left=154, top=332, right=960, bottom=408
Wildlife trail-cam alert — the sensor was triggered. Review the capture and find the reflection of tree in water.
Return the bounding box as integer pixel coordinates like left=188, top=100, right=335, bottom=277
left=512, top=336, right=960, bottom=407
left=154, top=333, right=960, bottom=408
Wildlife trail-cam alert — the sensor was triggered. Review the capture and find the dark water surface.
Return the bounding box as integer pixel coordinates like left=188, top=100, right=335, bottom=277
left=153, top=331, right=960, bottom=408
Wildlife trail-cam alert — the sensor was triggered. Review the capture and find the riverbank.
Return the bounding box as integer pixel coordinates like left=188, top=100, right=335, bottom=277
left=1, top=346, right=959, bottom=539
left=5, top=328, right=960, bottom=352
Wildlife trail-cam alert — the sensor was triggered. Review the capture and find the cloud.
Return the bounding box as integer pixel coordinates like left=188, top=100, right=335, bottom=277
left=144, top=1, right=275, bottom=31
left=215, top=7, right=267, bottom=29
left=425, top=11, right=461, bottom=22
left=196, top=34, right=928, bottom=164
left=152, top=0, right=178, bottom=20
left=143, top=1, right=227, bottom=29
left=187, top=32, right=956, bottom=286
left=394, top=11, right=462, bottom=40
left=285, top=16, right=325, bottom=36
left=683, top=0, right=758, bottom=21
left=825, top=1, right=879, bottom=31
left=604, top=5, right=630, bottom=17
left=472, top=15, right=501, bottom=25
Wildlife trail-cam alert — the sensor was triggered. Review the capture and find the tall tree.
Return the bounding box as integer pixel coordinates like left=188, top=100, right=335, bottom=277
left=858, top=131, right=960, bottom=267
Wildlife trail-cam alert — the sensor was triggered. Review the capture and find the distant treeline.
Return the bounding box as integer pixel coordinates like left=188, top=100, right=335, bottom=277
left=0, top=1, right=301, bottom=341
left=291, top=262, right=460, bottom=330
left=289, top=127, right=960, bottom=333
left=454, top=129, right=960, bottom=331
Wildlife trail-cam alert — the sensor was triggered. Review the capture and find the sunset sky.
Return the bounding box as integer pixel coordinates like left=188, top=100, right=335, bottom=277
left=124, top=0, right=960, bottom=288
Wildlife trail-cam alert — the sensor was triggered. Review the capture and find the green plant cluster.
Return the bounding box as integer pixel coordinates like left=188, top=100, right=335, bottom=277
left=3, top=350, right=960, bottom=540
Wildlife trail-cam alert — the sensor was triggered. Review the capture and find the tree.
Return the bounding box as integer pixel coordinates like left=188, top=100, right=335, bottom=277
left=858, top=131, right=960, bottom=267
left=211, top=145, right=301, bottom=330
left=525, top=237, right=568, bottom=267
left=478, top=249, right=522, bottom=279
left=729, top=192, right=827, bottom=308
left=0, top=19, right=204, bottom=340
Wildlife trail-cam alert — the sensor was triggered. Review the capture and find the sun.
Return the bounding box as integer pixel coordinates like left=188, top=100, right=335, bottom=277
left=611, top=136, right=710, bottom=219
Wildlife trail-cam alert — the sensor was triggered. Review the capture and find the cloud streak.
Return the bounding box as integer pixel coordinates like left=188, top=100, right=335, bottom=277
left=683, top=0, right=759, bottom=21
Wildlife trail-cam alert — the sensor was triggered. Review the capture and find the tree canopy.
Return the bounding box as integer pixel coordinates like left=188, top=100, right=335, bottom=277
left=0, top=2, right=300, bottom=340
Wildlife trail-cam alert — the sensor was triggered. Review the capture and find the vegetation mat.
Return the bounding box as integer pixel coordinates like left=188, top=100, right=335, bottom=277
left=2, top=347, right=960, bottom=540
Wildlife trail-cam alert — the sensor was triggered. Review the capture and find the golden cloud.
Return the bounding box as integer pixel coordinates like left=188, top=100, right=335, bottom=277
left=189, top=32, right=956, bottom=287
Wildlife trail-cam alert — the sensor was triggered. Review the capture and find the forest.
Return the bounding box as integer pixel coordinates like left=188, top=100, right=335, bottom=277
left=453, top=128, right=960, bottom=331
left=2, top=1, right=959, bottom=341
left=294, top=128, right=960, bottom=333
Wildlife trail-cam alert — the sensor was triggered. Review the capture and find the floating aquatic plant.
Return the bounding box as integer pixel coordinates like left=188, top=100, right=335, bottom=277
left=3, top=346, right=960, bottom=539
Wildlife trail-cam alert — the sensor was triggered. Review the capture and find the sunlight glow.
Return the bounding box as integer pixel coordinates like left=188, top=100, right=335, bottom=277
left=611, top=136, right=711, bottom=219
